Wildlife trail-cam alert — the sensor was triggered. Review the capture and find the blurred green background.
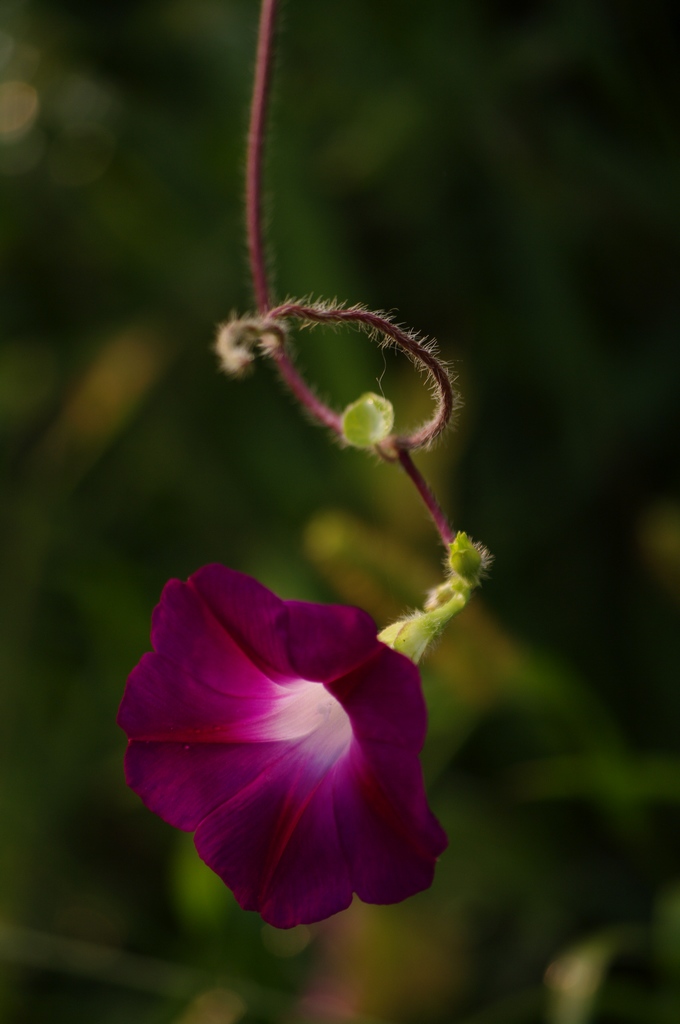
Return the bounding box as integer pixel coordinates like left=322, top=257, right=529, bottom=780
left=1, top=0, right=679, bottom=1021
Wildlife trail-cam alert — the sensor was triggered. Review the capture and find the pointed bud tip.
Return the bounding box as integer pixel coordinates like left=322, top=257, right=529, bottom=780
left=447, top=532, right=492, bottom=585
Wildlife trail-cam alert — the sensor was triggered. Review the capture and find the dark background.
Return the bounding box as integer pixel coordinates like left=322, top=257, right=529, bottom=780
left=1, top=0, right=679, bottom=1021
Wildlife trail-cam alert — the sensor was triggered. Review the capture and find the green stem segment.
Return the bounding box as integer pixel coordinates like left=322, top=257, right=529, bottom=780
left=378, top=532, right=487, bottom=663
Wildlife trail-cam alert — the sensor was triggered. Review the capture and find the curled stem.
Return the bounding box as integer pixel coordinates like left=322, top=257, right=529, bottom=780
left=264, top=303, right=456, bottom=549
left=267, top=302, right=456, bottom=451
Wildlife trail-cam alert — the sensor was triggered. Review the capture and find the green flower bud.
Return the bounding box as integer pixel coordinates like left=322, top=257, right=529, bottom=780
left=341, top=392, right=394, bottom=448
left=448, top=531, right=483, bottom=585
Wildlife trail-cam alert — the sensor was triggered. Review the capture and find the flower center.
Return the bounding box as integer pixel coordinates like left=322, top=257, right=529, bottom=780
left=267, top=680, right=352, bottom=757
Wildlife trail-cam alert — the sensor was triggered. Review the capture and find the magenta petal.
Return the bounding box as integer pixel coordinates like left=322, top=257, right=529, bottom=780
left=118, top=653, right=279, bottom=741
left=257, top=773, right=353, bottom=927
left=124, top=739, right=293, bottom=831
left=188, top=564, right=293, bottom=681
left=151, top=578, right=283, bottom=697
left=284, top=599, right=381, bottom=682
left=195, top=760, right=353, bottom=928
left=330, top=644, right=428, bottom=751
left=332, top=742, right=448, bottom=904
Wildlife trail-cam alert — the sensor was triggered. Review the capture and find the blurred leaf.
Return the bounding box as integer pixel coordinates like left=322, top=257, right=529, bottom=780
left=170, top=834, right=235, bottom=935
left=26, top=324, right=174, bottom=492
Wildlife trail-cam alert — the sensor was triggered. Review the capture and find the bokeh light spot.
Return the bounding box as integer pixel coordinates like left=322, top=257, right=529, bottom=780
left=176, top=988, right=246, bottom=1024
left=0, top=80, right=38, bottom=139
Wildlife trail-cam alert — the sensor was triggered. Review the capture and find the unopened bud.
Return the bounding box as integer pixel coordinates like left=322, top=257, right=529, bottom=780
left=448, top=531, right=485, bottom=585
left=341, top=392, right=394, bottom=448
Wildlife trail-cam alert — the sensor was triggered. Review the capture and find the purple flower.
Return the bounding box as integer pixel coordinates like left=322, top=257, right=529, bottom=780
left=118, top=564, right=447, bottom=928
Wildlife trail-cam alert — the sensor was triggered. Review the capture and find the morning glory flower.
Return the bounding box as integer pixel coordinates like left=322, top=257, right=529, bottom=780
left=118, top=564, right=447, bottom=929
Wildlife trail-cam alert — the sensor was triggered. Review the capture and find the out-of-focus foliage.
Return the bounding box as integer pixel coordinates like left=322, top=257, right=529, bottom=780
left=0, top=0, right=678, bottom=1021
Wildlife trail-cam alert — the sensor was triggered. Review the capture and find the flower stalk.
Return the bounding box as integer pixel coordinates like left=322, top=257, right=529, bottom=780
left=392, top=448, right=454, bottom=548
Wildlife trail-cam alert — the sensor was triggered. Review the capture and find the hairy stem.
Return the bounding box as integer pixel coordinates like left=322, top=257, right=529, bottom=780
left=246, top=0, right=278, bottom=312
left=395, top=449, right=455, bottom=547
left=268, top=302, right=455, bottom=450
left=271, top=347, right=344, bottom=435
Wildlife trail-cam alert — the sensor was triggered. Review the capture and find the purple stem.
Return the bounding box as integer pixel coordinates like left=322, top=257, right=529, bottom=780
left=271, top=347, right=344, bottom=435
left=397, top=449, right=455, bottom=547
left=246, top=0, right=278, bottom=312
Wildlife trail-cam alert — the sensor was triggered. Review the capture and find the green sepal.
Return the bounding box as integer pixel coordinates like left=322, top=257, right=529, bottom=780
left=378, top=589, right=468, bottom=664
